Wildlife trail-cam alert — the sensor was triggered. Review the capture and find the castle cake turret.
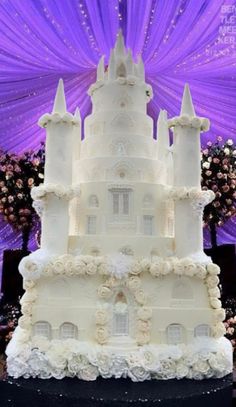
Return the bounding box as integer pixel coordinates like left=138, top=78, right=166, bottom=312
left=6, top=31, right=232, bottom=383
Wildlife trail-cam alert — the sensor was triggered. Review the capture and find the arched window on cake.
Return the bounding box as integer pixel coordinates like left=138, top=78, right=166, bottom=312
left=60, top=322, right=78, bottom=340
left=113, top=291, right=129, bottom=336
left=33, top=321, right=51, bottom=339
left=89, top=195, right=99, bottom=208
left=116, top=62, right=126, bottom=78
left=166, top=324, right=184, bottom=345
left=194, top=324, right=211, bottom=338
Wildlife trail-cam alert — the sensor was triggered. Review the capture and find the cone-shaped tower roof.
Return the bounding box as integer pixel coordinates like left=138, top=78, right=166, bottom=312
left=74, top=106, right=81, bottom=120
left=52, top=79, right=67, bottom=114
left=157, top=109, right=170, bottom=154
left=180, top=84, right=195, bottom=116
left=97, top=55, right=105, bottom=81
left=114, top=29, right=125, bottom=56
left=126, top=49, right=134, bottom=75
left=108, top=49, right=116, bottom=80
left=137, top=55, right=145, bottom=81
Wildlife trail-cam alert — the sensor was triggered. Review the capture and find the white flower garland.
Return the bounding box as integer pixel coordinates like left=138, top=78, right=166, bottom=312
left=168, top=115, right=210, bottom=132
left=6, top=336, right=232, bottom=381
left=38, top=112, right=80, bottom=128
left=96, top=274, right=149, bottom=344
left=88, top=78, right=153, bottom=99
left=31, top=183, right=81, bottom=202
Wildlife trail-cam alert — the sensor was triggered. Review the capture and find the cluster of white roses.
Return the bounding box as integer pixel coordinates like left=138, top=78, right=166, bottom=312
left=31, top=183, right=80, bottom=202
left=19, top=250, right=49, bottom=281
left=95, top=308, right=110, bottom=345
left=136, top=307, right=152, bottom=346
left=168, top=115, right=210, bottom=132
left=96, top=275, right=150, bottom=345
left=88, top=75, right=152, bottom=97
left=6, top=336, right=232, bottom=381
left=38, top=112, right=80, bottom=128
left=205, top=264, right=226, bottom=338
left=8, top=279, right=38, bottom=355
left=20, top=251, right=219, bottom=285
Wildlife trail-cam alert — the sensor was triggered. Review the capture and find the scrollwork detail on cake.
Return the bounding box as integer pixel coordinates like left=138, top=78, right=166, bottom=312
left=167, top=187, right=215, bottom=216
left=31, top=183, right=81, bottom=202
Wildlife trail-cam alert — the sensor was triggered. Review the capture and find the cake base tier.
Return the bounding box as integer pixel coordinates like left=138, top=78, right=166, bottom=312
left=0, top=375, right=232, bottom=407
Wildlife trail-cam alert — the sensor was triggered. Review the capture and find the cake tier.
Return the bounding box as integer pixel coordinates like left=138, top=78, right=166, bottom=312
left=75, top=158, right=164, bottom=184
left=79, top=132, right=157, bottom=161
left=69, top=182, right=174, bottom=244
left=89, top=80, right=151, bottom=114
left=84, top=111, right=153, bottom=140
left=69, top=235, right=173, bottom=257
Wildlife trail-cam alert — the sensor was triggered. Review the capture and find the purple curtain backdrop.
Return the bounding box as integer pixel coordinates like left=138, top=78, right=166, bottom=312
left=0, top=0, right=235, bottom=285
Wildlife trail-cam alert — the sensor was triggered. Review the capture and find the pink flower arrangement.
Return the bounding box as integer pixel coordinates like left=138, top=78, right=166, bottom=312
left=201, top=138, right=236, bottom=228
left=0, top=143, right=45, bottom=250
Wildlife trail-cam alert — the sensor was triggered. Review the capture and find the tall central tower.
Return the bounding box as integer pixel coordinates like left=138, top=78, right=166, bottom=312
left=70, top=31, right=173, bottom=257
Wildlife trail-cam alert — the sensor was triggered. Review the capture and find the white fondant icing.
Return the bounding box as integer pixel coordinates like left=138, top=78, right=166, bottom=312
left=7, top=32, right=232, bottom=382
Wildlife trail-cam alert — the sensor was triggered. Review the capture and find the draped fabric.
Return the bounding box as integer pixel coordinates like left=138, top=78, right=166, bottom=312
left=0, top=0, right=235, bottom=278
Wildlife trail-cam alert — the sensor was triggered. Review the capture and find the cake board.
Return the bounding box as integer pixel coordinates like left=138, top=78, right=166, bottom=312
left=0, top=375, right=232, bottom=407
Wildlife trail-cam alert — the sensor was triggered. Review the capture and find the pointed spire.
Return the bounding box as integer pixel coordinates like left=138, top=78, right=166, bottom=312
left=114, top=29, right=125, bottom=57
left=97, top=55, right=105, bottom=81
left=74, top=106, right=81, bottom=120
left=126, top=49, right=134, bottom=75
left=180, top=83, right=195, bottom=116
left=52, top=79, right=67, bottom=114
left=156, top=109, right=170, bottom=160
left=137, top=55, right=145, bottom=81
left=108, top=49, right=116, bottom=80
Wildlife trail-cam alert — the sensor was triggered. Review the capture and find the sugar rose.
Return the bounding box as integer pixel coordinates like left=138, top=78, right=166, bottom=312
left=134, top=289, right=147, bottom=305
left=206, top=275, right=219, bottom=288
left=150, top=263, right=161, bottom=277
left=86, top=263, right=97, bottom=275
left=208, top=287, right=220, bottom=298
left=137, top=307, right=152, bottom=321
left=127, top=276, right=141, bottom=291
left=210, top=298, right=221, bottom=309
left=214, top=308, right=225, bottom=322
left=95, top=326, right=108, bottom=344
left=130, top=262, right=142, bottom=275
left=207, top=263, right=220, bottom=275
left=212, top=322, right=226, bottom=338
left=79, top=364, right=99, bottom=381
left=137, top=319, right=150, bottom=332
left=95, top=309, right=108, bottom=325
left=97, top=285, right=112, bottom=299
left=136, top=331, right=150, bottom=345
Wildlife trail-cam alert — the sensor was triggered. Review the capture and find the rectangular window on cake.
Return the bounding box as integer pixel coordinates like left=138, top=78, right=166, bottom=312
left=113, top=312, right=129, bottom=336
left=143, top=215, right=154, bottom=235
left=87, top=215, right=96, bottom=234
left=110, top=188, right=131, bottom=220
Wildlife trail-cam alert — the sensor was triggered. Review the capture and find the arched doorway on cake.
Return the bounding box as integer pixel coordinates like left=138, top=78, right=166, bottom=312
left=112, top=291, right=129, bottom=336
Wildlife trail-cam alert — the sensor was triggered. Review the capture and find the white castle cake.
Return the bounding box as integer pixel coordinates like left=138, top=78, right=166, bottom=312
left=7, top=32, right=232, bottom=381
